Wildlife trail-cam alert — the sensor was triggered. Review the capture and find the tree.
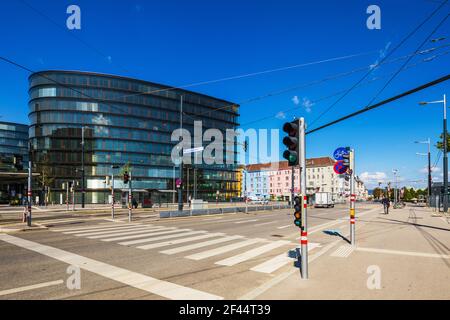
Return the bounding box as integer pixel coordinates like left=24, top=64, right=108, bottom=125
left=436, top=132, right=450, bottom=152
left=372, top=188, right=384, bottom=199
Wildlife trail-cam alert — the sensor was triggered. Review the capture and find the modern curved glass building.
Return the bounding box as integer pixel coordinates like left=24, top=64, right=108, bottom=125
left=28, top=70, right=240, bottom=204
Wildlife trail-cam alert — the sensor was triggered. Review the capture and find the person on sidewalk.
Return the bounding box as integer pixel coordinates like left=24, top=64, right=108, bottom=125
left=22, top=205, right=28, bottom=223
left=382, top=196, right=390, bottom=214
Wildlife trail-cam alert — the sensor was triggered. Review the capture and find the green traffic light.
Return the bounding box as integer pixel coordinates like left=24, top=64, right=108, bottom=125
left=294, top=219, right=301, bottom=227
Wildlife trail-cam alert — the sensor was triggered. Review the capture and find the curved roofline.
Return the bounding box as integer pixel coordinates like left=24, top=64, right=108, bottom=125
left=29, top=70, right=239, bottom=108
left=0, top=121, right=28, bottom=128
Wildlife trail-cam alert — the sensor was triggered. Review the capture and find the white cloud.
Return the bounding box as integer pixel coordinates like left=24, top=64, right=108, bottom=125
left=302, top=97, right=314, bottom=113
left=419, top=166, right=440, bottom=174
left=360, top=171, right=388, bottom=188
left=275, top=111, right=286, bottom=120
left=292, top=96, right=300, bottom=105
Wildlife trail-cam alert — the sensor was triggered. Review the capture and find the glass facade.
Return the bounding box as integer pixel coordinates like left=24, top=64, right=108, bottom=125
left=28, top=71, right=240, bottom=204
left=0, top=121, right=29, bottom=172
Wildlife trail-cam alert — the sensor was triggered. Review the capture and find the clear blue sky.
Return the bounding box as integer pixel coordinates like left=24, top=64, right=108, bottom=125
left=0, top=0, right=449, bottom=189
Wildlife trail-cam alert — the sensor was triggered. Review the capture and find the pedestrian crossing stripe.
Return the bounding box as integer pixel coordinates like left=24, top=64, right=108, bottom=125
left=215, top=240, right=290, bottom=266
left=330, top=245, right=354, bottom=258
left=185, top=238, right=265, bottom=261
left=85, top=227, right=168, bottom=239
left=136, top=233, right=225, bottom=250
left=49, top=222, right=322, bottom=274
left=101, top=228, right=181, bottom=242
left=119, top=230, right=208, bottom=246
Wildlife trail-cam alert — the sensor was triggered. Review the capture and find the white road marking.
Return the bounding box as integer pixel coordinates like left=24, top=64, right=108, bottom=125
left=277, top=225, right=291, bottom=229
left=215, top=240, right=290, bottom=266
left=330, top=245, right=355, bottom=258
left=235, top=219, right=258, bottom=224
left=356, top=247, right=450, bottom=259
left=0, top=234, right=222, bottom=300
left=254, top=221, right=277, bottom=227
left=250, top=254, right=292, bottom=274
left=54, top=223, right=136, bottom=232
left=86, top=227, right=167, bottom=239
left=71, top=226, right=161, bottom=237
left=137, top=233, right=225, bottom=250
left=101, top=228, right=182, bottom=242
left=119, top=230, right=207, bottom=246
left=0, top=280, right=64, bottom=297
left=160, top=235, right=244, bottom=255
left=186, top=238, right=265, bottom=261
left=201, top=217, right=223, bottom=221
left=65, top=225, right=155, bottom=235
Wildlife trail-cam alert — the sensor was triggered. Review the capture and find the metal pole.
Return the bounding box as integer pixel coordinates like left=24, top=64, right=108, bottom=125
left=178, top=95, right=184, bottom=211
left=111, top=172, right=115, bottom=219
left=173, top=166, right=175, bottom=204
left=81, top=126, right=85, bottom=208
left=72, top=179, right=75, bottom=211
left=66, top=181, right=69, bottom=211
left=128, top=171, right=132, bottom=222
left=27, top=160, right=32, bottom=227
left=187, top=167, right=190, bottom=201
left=428, top=139, right=432, bottom=204
left=299, top=117, right=308, bottom=279
left=291, top=165, right=294, bottom=208
left=443, top=94, right=448, bottom=213
left=350, top=149, right=356, bottom=246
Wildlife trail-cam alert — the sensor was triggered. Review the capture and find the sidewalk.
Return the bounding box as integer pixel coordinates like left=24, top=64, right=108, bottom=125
left=253, top=204, right=450, bottom=300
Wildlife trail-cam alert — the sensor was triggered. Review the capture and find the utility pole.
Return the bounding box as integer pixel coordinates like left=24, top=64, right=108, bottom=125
left=420, top=94, right=447, bottom=212
left=443, top=94, right=448, bottom=213
left=299, top=117, right=308, bottom=279
left=66, top=181, right=69, bottom=211
left=178, top=95, right=184, bottom=211
left=81, top=126, right=85, bottom=208
left=350, top=149, right=356, bottom=246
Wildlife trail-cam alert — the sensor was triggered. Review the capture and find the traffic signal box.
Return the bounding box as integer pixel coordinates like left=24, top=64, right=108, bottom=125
left=282, top=119, right=300, bottom=166
left=294, top=196, right=302, bottom=228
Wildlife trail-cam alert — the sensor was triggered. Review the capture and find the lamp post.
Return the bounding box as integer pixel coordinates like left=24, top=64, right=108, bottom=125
left=392, top=169, right=398, bottom=206
left=415, top=138, right=431, bottom=203
left=419, top=94, right=447, bottom=212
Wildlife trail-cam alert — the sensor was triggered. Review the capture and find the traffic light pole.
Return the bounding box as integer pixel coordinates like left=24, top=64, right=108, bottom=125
left=128, top=171, right=132, bottom=222
left=27, top=159, right=32, bottom=227
left=81, top=126, right=85, bottom=208
left=111, top=172, right=115, bottom=220
left=178, top=95, right=184, bottom=211
left=299, top=117, right=308, bottom=279
left=72, top=180, right=75, bottom=211
left=350, top=149, right=356, bottom=246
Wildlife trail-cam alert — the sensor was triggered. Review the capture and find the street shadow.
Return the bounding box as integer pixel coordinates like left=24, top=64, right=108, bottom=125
left=323, top=229, right=351, bottom=244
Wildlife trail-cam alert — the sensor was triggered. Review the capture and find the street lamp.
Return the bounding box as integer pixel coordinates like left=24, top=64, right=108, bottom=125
left=415, top=138, right=431, bottom=203
left=419, top=94, right=447, bottom=212
left=392, top=169, right=398, bottom=205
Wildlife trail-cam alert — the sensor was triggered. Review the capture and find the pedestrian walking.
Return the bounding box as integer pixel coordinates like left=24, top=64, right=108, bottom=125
left=382, top=196, right=390, bottom=214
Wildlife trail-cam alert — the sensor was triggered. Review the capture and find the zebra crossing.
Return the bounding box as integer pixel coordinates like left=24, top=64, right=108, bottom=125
left=51, top=221, right=321, bottom=275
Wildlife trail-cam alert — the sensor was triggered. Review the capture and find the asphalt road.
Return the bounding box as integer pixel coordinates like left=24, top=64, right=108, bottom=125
left=0, top=203, right=378, bottom=300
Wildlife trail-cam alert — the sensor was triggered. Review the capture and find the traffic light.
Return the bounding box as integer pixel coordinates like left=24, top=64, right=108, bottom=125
left=282, top=119, right=300, bottom=166
left=13, top=155, right=23, bottom=171
left=123, top=172, right=130, bottom=184
left=293, top=196, right=302, bottom=227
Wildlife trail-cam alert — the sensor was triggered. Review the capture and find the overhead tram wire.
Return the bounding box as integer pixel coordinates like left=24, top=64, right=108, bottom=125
left=1, top=44, right=447, bottom=127
left=239, top=50, right=450, bottom=128
left=305, top=74, right=450, bottom=135
left=308, top=0, right=449, bottom=128
left=364, top=12, right=450, bottom=108
left=181, top=44, right=450, bottom=122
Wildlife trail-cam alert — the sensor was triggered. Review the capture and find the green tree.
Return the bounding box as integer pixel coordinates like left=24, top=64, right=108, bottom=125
left=436, top=132, right=450, bottom=152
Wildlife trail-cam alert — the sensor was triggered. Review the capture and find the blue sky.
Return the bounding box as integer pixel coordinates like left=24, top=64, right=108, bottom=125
left=0, top=0, right=449, bottom=189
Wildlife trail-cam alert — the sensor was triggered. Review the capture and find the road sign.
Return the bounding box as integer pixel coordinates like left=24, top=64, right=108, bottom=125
left=333, top=147, right=350, bottom=161
left=334, top=160, right=348, bottom=174
left=176, top=178, right=183, bottom=188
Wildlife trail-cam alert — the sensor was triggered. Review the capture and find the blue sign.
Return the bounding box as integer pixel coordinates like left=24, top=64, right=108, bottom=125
left=334, top=161, right=348, bottom=175
left=333, top=147, right=349, bottom=161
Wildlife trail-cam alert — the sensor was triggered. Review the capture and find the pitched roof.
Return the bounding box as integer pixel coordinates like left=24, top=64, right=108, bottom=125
left=246, top=157, right=335, bottom=172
